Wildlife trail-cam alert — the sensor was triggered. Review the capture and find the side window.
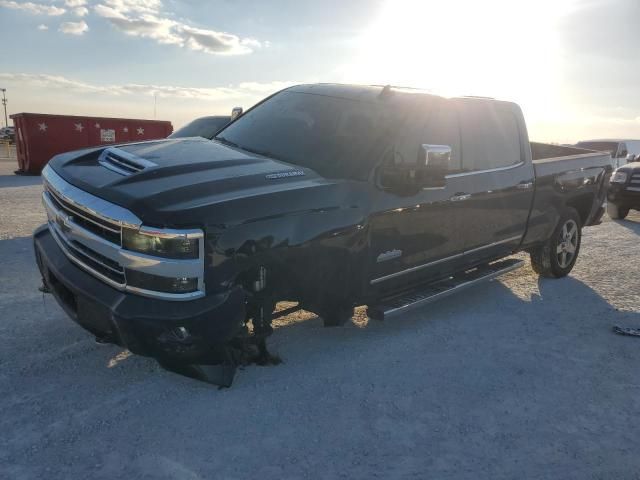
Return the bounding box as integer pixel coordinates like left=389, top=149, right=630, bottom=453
left=392, top=99, right=461, bottom=172
left=618, top=143, right=628, bottom=158
left=423, top=100, right=461, bottom=171
left=457, top=100, right=522, bottom=171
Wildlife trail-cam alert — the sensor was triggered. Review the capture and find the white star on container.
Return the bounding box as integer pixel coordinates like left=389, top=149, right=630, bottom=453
left=74, top=123, right=84, bottom=132
left=123, top=127, right=129, bottom=133
left=38, top=123, right=47, bottom=132
left=95, top=123, right=101, bottom=129
left=136, top=127, right=144, bottom=135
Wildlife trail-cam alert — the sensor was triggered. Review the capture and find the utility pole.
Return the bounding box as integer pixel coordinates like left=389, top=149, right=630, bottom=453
left=0, top=89, right=7, bottom=128
left=153, top=93, right=157, bottom=120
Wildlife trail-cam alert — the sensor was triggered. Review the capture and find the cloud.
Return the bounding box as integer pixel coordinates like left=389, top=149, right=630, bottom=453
left=102, top=0, right=162, bottom=14
left=0, top=0, right=65, bottom=15
left=0, top=73, right=296, bottom=101
left=59, top=20, right=89, bottom=35
left=37, top=23, right=48, bottom=30
left=94, top=1, right=261, bottom=55
left=64, top=0, right=86, bottom=6
left=73, top=6, right=88, bottom=16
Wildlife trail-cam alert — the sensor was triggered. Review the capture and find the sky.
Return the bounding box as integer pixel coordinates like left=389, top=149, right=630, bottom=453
left=0, top=0, right=638, bottom=142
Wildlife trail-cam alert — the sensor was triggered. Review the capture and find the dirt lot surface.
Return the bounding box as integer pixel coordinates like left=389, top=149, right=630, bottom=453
left=1, top=161, right=639, bottom=479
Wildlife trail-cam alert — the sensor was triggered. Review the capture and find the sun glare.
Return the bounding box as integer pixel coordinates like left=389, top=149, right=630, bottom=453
left=345, top=0, right=580, bottom=130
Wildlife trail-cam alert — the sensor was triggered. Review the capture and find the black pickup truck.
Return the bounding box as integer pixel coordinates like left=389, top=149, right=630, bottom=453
left=607, top=161, right=640, bottom=219
left=34, top=84, right=612, bottom=385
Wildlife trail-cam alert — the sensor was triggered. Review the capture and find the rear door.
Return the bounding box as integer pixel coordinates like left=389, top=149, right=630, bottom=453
left=452, top=99, right=535, bottom=265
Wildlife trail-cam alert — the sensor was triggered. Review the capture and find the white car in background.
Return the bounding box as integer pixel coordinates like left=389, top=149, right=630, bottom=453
left=575, top=139, right=640, bottom=169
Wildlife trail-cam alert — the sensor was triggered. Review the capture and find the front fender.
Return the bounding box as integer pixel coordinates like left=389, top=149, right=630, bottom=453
left=205, top=206, right=369, bottom=306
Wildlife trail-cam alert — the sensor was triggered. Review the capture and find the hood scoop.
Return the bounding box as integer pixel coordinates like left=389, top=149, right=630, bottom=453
left=98, top=147, right=157, bottom=176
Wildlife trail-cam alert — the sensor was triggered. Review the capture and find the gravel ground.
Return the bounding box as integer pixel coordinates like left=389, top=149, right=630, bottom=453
left=1, top=160, right=639, bottom=479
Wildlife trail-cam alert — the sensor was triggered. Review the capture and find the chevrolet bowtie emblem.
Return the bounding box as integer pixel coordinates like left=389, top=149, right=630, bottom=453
left=57, top=214, right=73, bottom=234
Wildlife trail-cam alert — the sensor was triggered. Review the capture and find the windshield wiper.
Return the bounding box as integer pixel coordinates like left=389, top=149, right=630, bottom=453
left=215, top=137, right=285, bottom=163
left=240, top=146, right=285, bottom=162
left=214, top=136, right=240, bottom=148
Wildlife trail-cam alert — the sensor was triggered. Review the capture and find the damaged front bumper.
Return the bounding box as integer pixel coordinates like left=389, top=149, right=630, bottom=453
left=33, top=224, right=246, bottom=363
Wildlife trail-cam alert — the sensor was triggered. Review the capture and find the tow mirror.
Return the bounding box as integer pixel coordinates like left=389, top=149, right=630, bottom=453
left=231, top=107, right=243, bottom=120
left=416, top=144, right=451, bottom=187
left=419, top=144, right=451, bottom=169
left=381, top=144, right=451, bottom=192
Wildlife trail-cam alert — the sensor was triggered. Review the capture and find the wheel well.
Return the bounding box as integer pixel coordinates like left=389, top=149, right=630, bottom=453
left=566, top=193, right=595, bottom=226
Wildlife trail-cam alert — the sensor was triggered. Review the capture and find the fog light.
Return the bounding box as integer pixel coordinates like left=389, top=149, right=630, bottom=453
left=126, top=269, right=199, bottom=294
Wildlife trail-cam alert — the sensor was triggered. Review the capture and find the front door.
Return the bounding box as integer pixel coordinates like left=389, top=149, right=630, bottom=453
left=368, top=98, right=467, bottom=295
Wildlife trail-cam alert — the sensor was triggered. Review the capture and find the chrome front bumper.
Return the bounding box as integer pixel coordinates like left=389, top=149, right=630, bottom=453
left=41, top=165, right=205, bottom=301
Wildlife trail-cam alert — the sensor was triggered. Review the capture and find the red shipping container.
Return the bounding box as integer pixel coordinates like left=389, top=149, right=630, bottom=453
left=11, top=113, right=173, bottom=174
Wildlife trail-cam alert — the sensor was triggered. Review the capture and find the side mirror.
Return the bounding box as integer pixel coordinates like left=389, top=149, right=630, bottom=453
left=419, top=144, right=451, bottom=169
left=231, top=107, right=243, bottom=120
left=626, top=153, right=636, bottom=163
left=381, top=144, right=451, bottom=192
left=416, top=144, right=452, bottom=187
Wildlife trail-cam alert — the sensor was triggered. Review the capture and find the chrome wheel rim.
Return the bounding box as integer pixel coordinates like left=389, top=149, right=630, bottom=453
left=556, top=219, right=578, bottom=268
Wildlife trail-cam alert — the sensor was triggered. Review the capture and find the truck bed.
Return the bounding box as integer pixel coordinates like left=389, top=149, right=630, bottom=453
left=531, top=142, right=612, bottom=178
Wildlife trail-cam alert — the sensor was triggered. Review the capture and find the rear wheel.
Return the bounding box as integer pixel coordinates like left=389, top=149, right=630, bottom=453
left=530, top=208, right=582, bottom=278
left=607, top=202, right=629, bottom=220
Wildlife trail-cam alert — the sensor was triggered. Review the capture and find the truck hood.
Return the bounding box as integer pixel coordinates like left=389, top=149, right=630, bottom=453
left=48, top=137, right=343, bottom=227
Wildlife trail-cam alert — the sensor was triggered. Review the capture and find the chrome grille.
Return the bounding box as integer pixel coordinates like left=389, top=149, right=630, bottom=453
left=50, top=225, right=126, bottom=285
left=45, top=184, right=121, bottom=244
left=628, top=172, right=640, bottom=192
left=41, top=165, right=205, bottom=301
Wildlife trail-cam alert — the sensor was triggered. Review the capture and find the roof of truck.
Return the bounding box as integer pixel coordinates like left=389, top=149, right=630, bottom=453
left=286, top=84, right=520, bottom=110
left=287, top=83, right=441, bottom=102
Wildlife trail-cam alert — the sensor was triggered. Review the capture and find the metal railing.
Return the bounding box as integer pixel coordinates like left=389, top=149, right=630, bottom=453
left=0, top=139, right=15, bottom=160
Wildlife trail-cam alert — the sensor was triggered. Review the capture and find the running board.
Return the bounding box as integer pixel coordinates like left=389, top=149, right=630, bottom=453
left=367, top=258, right=525, bottom=321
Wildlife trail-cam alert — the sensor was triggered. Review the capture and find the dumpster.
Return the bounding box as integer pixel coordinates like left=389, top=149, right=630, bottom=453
left=11, top=113, right=173, bottom=174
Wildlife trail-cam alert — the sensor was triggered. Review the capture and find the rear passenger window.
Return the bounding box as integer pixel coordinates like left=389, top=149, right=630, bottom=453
left=457, top=100, right=522, bottom=171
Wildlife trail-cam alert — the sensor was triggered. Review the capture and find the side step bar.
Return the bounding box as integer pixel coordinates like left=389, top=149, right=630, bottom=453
left=367, top=258, right=525, bottom=321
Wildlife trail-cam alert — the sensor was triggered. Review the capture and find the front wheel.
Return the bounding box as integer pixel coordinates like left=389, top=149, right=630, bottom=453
left=607, top=202, right=629, bottom=220
left=530, top=208, right=582, bottom=278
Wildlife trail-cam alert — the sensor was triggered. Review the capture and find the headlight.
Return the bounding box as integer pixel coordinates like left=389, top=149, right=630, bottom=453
left=122, top=228, right=200, bottom=259
left=610, top=171, right=629, bottom=183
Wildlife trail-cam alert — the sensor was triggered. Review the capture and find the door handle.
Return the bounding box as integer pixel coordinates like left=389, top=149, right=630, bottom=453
left=450, top=193, right=471, bottom=202
left=516, top=181, right=534, bottom=189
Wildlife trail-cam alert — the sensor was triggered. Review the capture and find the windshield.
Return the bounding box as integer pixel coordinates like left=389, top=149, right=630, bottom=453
left=169, top=116, right=231, bottom=139
left=575, top=141, right=618, bottom=156
left=215, top=91, right=397, bottom=180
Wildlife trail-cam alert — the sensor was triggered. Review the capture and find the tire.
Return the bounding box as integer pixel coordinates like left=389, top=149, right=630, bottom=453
left=530, top=208, right=582, bottom=278
left=607, top=202, right=629, bottom=220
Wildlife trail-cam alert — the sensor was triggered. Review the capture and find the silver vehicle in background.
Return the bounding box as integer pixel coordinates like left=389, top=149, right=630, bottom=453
left=575, top=139, right=640, bottom=169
